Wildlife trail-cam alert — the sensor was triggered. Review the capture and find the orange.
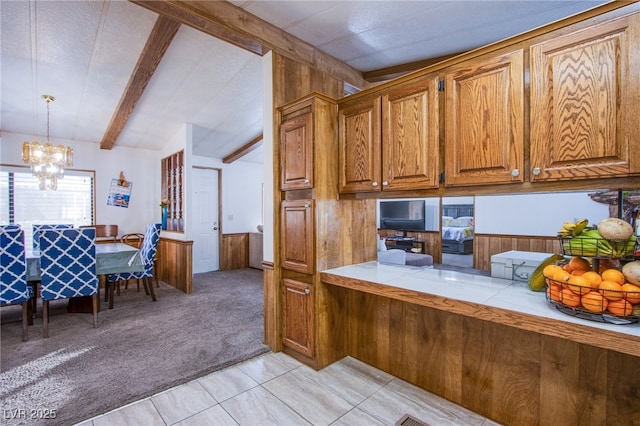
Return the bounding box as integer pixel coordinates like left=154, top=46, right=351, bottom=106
left=581, top=292, right=608, bottom=313
left=571, top=269, right=588, bottom=276
left=568, top=256, right=591, bottom=272
left=599, top=280, right=623, bottom=301
left=600, top=269, right=625, bottom=285
left=567, top=275, right=591, bottom=295
left=621, top=283, right=640, bottom=304
left=560, top=288, right=580, bottom=307
left=547, top=282, right=562, bottom=302
left=553, top=269, right=571, bottom=285
left=543, top=264, right=564, bottom=279
left=607, top=299, right=633, bottom=316
left=581, top=271, right=603, bottom=289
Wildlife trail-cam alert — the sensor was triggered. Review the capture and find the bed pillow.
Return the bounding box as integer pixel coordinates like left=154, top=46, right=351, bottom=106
left=450, top=216, right=474, bottom=227
left=442, top=216, right=454, bottom=226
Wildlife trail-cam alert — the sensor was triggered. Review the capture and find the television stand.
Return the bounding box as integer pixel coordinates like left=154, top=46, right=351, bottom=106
left=384, top=237, right=425, bottom=254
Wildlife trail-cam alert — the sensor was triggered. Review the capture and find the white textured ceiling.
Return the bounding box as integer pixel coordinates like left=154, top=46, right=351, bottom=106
left=1, top=0, right=610, bottom=164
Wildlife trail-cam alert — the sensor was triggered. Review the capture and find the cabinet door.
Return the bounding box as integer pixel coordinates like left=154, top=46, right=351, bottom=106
left=382, top=76, right=440, bottom=190
left=530, top=15, right=640, bottom=181
left=282, top=278, right=314, bottom=358
left=338, top=97, right=382, bottom=193
left=281, top=199, right=314, bottom=273
left=280, top=111, right=313, bottom=190
left=444, top=50, right=525, bottom=186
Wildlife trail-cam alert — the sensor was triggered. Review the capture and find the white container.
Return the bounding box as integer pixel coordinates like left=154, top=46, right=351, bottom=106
left=490, top=250, right=554, bottom=282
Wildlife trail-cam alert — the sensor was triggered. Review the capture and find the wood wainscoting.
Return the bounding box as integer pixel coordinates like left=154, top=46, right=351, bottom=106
left=221, top=233, right=249, bottom=270
left=474, top=234, right=562, bottom=271
left=156, top=238, right=193, bottom=294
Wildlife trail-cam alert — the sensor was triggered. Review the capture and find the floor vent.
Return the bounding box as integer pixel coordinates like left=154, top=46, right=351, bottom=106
left=395, top=414, right=429, bottom=426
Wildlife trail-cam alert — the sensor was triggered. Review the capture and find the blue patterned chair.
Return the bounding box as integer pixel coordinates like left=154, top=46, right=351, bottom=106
left=106, top=223, right=161, bottom=309
left=1, top=228, right=33, bottom=341
left=39, top=228, right=98, bottom=338
left=32, top=224, right=74, bottom=251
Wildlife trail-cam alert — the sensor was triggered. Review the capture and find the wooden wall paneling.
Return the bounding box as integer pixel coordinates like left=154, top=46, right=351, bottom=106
left=156, top=238, right=193, bottom=294
left=461, top=318, right=541, bottom=424
left=262, top=264, right=280, bottom=350
left=474, top=234, right=561, bottom=271
left=347, top=290, right=392, bottom=373
left=315, top=282, right=348, bottom=368
left=606, top=350, right=640, bottom=423
left=220, top=233, right=249, bottom=270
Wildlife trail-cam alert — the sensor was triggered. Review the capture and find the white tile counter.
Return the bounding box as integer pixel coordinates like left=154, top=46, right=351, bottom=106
left=321, top=261, right=640, bottom=355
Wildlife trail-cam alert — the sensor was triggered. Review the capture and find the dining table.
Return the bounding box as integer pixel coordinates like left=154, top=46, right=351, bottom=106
left=26, top=242, right=144, bottom=311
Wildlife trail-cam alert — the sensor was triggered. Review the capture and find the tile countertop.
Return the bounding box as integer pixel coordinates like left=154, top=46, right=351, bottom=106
left=320, top=262, right=640, bottom=356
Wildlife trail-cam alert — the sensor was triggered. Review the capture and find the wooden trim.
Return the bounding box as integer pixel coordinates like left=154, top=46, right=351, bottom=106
left=100, top=16, right=180, bottom=149
left=363, top=51, right=467, bottom=82
left=156, top=237, right=193, bottom=294
left=223, top=134, right=263, bottom=164
left=130, top=0, right=368, bottom=89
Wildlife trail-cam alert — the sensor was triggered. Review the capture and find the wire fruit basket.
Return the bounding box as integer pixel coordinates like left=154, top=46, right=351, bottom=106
left=545, top=278, right=640, bottom=325
left=559, top=236, right=638, bottom=259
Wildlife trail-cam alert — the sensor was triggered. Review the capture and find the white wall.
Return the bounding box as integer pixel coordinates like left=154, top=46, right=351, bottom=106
left=1, top=131, right=160, bottom=236
left=2, top=130, right=265, bottom=239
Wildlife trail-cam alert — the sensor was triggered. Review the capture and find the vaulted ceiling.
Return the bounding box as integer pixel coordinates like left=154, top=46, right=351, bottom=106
left=0, top=0, right=610, bottom=164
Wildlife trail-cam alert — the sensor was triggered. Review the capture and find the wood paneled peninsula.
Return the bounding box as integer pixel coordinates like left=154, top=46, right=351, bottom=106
left=320, top=263, right=639, bottom=425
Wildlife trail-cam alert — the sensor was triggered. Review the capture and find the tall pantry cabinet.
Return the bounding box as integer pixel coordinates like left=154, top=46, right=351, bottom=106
left=277, top=93, right=347, bottom=368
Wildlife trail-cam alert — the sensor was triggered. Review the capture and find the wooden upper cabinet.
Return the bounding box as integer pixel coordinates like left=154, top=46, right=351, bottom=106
left=338, top=97, right=382, bottom=193
left=382, top=76, right=440, bottom=191
left=530, top=14, right=640, bottom=181
left=280, top=109, right=313, bottom=191
left=444, top=50, right=525, bottom=187
left=281, top=199, right=314, bottom=274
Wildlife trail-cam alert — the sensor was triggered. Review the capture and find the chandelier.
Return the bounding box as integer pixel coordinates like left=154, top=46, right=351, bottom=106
left=22, top=95, right=73, bottom=190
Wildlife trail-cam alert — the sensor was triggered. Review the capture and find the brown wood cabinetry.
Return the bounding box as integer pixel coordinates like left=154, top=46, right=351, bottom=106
left=281, top=278, right=314, bottom=358
left=281, top=199, right=314, bottom=274
left=530, top=14, right=640, bottom=181
left=339, top=75, right=439, bottom=193
left=280, top=109, right=313, bottom=190
left=444, top=50, right=525, bottom=186
left=338, top=97, right=381, bottom=193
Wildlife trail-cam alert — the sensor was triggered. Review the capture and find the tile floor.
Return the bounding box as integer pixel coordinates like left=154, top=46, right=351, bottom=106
left=79, top=352, right=500, bottom=426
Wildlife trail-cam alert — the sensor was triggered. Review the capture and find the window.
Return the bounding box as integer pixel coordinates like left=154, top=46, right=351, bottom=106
left=0, top=165, right=95, bottom=248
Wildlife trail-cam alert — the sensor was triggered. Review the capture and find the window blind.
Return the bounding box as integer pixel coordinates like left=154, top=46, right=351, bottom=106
left=0, top=166, right=95, bottom=249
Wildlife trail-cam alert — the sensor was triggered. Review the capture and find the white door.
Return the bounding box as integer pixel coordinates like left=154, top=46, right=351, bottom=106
left=193, top=167, right=219, bottom=273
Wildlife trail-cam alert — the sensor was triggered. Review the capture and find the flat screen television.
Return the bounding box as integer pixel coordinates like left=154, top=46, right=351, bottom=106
left=379, top=200, right=426, bottom=231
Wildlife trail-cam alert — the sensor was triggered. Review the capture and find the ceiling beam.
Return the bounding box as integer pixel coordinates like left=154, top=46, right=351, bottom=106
left=363, top=52, right=469, bottom=83
left=130, top=0, right=369, bottom=89
left=100, top=15, right=181, bottom=150
left=223, top=134, right=263, bottom=164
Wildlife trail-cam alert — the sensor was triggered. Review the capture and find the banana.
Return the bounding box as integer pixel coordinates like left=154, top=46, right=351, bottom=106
left=562, top=222, right=577, bottom=232
left=557, top=228, right=572, bottom=237
left=572, top=218, right=589, bottom=236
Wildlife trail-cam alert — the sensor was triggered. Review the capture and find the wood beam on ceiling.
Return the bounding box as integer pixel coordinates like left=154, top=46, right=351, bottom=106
left=100, top=16, right=180, bottom=150
left=363, top=52, right=469, bottom=83
left=130, top=0, right=369, bottom=90
left=223, top=134, right=263, bottom=164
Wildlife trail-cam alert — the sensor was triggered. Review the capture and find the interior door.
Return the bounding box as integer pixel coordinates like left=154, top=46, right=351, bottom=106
left=193, top=167, right=219, bottom=273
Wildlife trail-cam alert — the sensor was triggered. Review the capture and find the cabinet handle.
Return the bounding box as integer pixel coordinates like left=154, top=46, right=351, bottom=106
left=382, top=180, right=388, bottom=186
left=372, top=181, right=378, bottom=187
left=511, top=169, right=519, bottom=177
left=304, top=202, right=310, bottom=208
left=289, top=287, right=310, bottom=296
left=532, top=167, right=541, bottom=176
left=304, top=179, right=310, bottom=184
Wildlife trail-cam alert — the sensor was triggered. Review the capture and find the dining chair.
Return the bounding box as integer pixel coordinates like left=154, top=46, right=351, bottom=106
left=1, top=228, right=33, bottom=341
left=39, top=228, right=99, bottom=338
left=81, top=224, right=118, bottom=242
left=32, top=224, right=74, bottom=251
left=106, top=223, right=161, bottom=308
left=120, top=233, right=145, bottom=292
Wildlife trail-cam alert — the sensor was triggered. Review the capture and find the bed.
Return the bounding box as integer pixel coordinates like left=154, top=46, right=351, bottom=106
left=442, top=204, right=474, bottom=254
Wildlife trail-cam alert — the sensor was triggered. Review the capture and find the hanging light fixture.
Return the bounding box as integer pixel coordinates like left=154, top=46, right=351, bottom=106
left=22, top=95, right=73, bottom=190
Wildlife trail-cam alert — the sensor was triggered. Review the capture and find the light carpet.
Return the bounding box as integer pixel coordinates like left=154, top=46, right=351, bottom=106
left=0, top=268, right=270, bottom=426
